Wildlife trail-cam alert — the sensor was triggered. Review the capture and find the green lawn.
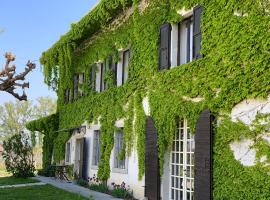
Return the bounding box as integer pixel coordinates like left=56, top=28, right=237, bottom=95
left=0, top=176, right=39, bottom=186
left=0, top=184, right=88, bottom=200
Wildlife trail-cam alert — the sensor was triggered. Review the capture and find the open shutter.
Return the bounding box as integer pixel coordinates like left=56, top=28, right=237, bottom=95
left=193, top=5, right=203, bottom=60
left=194, top=109, right=213, bottom=200
left=90, top=64, right=96, bottom=91
left=159, top=23, right=171, bottom=71
left=73, top=74, right=79, bottom=101
left=145, top=117, right=160, bottom=200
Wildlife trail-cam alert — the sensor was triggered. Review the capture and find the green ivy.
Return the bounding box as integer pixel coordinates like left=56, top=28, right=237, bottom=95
left=27, top=0, right=270, bottom=197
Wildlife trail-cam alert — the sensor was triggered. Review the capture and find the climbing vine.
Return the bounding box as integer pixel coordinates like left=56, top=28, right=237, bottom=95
left=27, top=0, right=270, bottom=197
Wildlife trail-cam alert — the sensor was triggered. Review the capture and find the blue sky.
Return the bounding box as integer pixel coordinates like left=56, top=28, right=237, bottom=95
left=0, top=0, right=98, bottom=105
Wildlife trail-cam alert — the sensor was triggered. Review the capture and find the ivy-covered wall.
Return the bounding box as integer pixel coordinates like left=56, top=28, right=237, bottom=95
left=27, top=0, right=270, bottom=199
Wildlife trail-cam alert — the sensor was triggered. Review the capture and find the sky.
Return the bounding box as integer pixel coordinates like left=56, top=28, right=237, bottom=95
left=0, top=0, right=99, bottom=105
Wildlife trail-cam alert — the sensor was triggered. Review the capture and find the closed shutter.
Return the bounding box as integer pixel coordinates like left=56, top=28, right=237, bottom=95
left=82, top=137, right=88, bottom=180
left=145, top=117, right=160, bottom=200
left=100, top=63, right=104, bottom=91
left=194, top=109, right=213, bottom=200
left=159, top=23, right=171, bottom=71
left=193, top=5, right=203, bottom=60
left=90, top=64, right=96, bottom=91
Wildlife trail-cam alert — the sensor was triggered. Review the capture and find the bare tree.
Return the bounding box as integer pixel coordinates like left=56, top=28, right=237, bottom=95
left=0, top=52, right=35, bottom=101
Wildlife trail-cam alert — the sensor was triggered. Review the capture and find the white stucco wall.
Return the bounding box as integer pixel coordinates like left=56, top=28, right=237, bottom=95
left=65, top=119, right=145, bottom=200
left=229, top=96, right=270, bottom=166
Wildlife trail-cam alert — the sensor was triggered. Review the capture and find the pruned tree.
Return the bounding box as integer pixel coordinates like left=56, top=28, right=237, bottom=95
left=0, top=52, right=36, bottom=101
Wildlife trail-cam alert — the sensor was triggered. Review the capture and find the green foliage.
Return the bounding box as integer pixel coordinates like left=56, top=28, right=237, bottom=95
left=29, top=0, right=270, bottom=198
left=26, top=114, right=59, bottom=169
left=214, top=114, right=270, bottom=199
left=2, top=134, right=35, bottom=178
left=111, top=182, right=133, bottom=199
left=76, top=178, right=89, bottom=188
left=89, top=183, right=109, bottom=193
left=37, top=165, right=56, bottom=177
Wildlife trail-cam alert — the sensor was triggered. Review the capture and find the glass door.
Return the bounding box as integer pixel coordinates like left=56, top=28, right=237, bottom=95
left=170, top=119, right=195, bottom=200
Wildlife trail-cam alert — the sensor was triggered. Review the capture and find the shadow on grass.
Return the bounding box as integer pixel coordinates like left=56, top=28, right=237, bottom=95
left=0, top=176, right=39, bottom=186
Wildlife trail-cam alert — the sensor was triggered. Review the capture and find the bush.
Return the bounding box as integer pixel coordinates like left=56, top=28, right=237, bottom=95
left=37, top=165, right=56, bottom=177
left=77, top=178, right=89, bottom=187
left=111, top=182, right=133, bottom=199
left=88, top=174, right=109, bottom=193
left=2, top=134, right=35, bottom=177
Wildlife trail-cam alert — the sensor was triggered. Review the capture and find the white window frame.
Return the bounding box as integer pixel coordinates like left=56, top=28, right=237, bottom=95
left=112, top=128, right=128, bottom=174
left=169, top=119, right=195, bottom=200
left=65, top=141, right=71, bottom=164
left=92, top=130, right=101, bottom=168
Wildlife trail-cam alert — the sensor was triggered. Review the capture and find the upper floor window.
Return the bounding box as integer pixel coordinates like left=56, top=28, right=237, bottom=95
left=122, top=49, right=130, bottom=85
left=114, top=129, right=126, bottom=169
left=158, top=5, right=203, bottom=71
left=92, top=130, right=101, bottom=166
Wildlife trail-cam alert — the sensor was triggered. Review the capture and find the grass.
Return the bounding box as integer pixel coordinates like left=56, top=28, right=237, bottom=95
left=0, top=176, right=39, bottom=186
left=0, top=184, right=88, bottom=200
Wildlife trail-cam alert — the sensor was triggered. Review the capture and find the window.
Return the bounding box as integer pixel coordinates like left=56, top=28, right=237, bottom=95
left=92, top=130, right=101, bottom=166
left=114, top=129, right=125, bottom=169
left=104, top=56, right=117, bottom=89
left=78, top=73, right=85, bottom=97
left=170, top=120, right=195, bottom=200
left=178, top=18, right=193, bottom=65
left=122, top=49, right=130, bottom=84
left=65, top=142, right=71, bottom=163
left=158, top=6, right=203, bottom=71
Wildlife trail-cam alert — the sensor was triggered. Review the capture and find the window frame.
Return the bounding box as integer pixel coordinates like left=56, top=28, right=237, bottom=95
left=112, top=128, right=128, bottom=174
left=122, top=49, right=130, bottom=85
left=92, top=130, right=101, bottom=167
left=65, top=142, right=71, bottom=164
left=177, top=16, right=194, bottom=66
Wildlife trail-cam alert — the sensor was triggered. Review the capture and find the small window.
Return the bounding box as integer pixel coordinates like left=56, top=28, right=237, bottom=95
left=92, top=130, right=101, bottom=166
left=65, top=142, right=71, bottom=163
left=114, top=129, right=125, bottom=169
left=122, top=50, right=130, bottom=84
left=178, top=18, right=193, bottom=65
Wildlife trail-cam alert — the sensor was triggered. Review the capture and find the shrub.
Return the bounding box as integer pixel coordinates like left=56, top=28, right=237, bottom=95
left=77, top=178, right=89, bottom=187
left=2, top=134, right=35, bottom=177
left=88, top=174, right=109, bottom=193
left=111, top=182, right=133, bottom=199
left=37, top=165, right=56, bottom=177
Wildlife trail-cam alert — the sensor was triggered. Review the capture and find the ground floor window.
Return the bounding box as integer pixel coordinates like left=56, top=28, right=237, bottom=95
left=170, top=119, right=195, bottom=200
left=114, top=129, right=125, bottom=169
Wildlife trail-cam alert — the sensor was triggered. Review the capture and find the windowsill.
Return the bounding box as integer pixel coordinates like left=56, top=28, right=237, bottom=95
left=111, top=167, right=128, bottom=174
left=91, top=165, right=99, bottom=170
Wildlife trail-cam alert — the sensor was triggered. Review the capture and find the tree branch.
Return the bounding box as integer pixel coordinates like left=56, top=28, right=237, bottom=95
left=0, top=52, right=35, bottom=101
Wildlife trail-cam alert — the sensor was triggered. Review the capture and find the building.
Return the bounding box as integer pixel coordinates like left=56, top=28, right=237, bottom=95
left=27, top=0, right=270, bottom=200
